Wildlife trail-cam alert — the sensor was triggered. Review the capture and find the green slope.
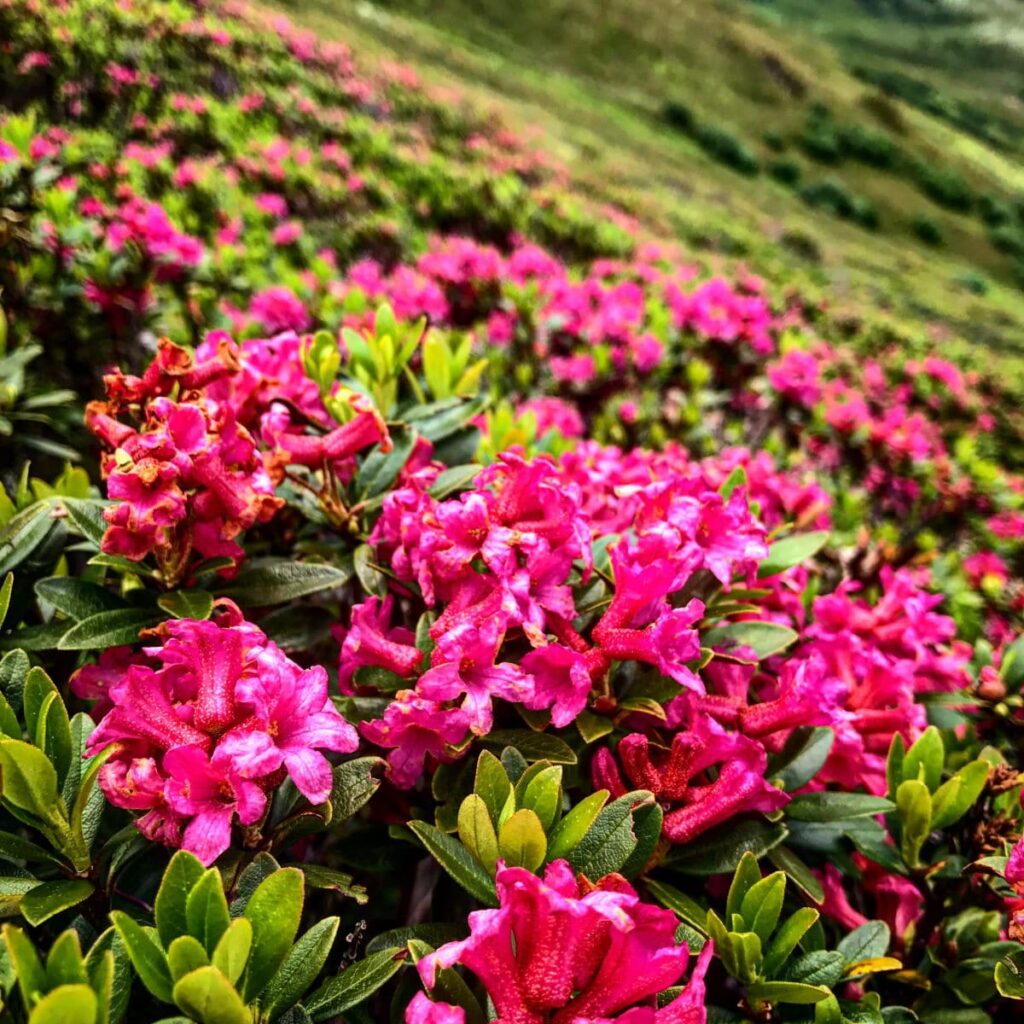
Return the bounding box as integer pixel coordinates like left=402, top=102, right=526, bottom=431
left=270, top=0, right=1024, bottom=384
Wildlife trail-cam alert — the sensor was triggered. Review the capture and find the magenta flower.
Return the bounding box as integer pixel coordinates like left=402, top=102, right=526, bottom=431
left=230, top=663, right=358, bottom=803
left=418, top=860, right=711, bottom=1023
left=522, top=644, right=592, bottom=727
left=163, top=745, right=267, bottom=866
left=418, top=620, right=531, bottom=735
left=360, top=690, right=470, bottom=790
left=406, top=994, right=465, bottom=1024
left=86, top=607, right=360, bottom=862
left=337, top=596, right=424, bottom=693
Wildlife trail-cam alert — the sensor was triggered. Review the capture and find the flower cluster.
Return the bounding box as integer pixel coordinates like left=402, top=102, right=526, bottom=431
left=415, top=860, right=712, bottom=1023
left=79, top=603, right=358, bottom=864
left=86, top=354, right=282, bottom=582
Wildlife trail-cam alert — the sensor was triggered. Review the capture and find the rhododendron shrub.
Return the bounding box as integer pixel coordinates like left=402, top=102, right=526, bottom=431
left=0, top=0, right=1022, bottom=1022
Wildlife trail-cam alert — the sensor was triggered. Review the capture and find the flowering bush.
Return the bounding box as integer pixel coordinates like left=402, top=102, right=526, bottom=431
left=0, top=1, right=1023, bottom=1023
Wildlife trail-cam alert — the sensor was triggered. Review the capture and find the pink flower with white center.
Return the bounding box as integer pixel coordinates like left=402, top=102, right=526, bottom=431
left=418, top=860, right=711, bottom=1023
left=163, top=744, right=267, bottom=866
left=360, top=690, right=470, bottom=789
left=418, top=620, right=531, bottom=735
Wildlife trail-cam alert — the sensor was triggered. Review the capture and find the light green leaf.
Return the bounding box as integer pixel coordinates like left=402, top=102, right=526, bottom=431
left=758, top=531, right=830, bottom=578
left=21, top=880, right=93, bottom=925
left=241, top=867, right=304, bottom=1002
left=172, top=966, right=250, bottom=1024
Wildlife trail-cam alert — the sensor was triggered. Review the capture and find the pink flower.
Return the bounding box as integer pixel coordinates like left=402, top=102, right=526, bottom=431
left=522, top=644, right=592, bottom=727
left=418, top=620, right=531, bottom=735
left=360, top=691, right=470, bottom=789
left=963, top=551, right=1009, bottom=588
left=163, top=745, right=267, bottom=865
left=228, top=663, right=358, bottom=803
left=337, top=597, right=424, bottom=693
left=418, top=860, right=711, bottom=1023
left=249, top=285, right=311, bottom=333
left=406, top=993, right=465, bottom=1024
left=87, top=609, right=359, bottom=862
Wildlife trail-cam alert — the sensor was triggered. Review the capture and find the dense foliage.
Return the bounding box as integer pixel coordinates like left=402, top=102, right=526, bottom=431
left=1, top=1, right=1023, bottom=1022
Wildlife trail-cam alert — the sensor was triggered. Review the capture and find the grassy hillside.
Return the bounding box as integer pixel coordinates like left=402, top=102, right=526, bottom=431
left=270, top=0, right=1024, bottom=384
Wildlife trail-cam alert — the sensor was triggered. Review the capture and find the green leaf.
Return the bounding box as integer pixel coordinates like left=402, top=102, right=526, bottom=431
left=758, top=531, right=830, bottom=578
left=304, top=948, right=407, bottom=1021
left=168, top=936, right=210, bottom=983
left=34, top=578, right=124, bottom=620
left=408, top=821, right=497, bottom=906
left=158, top=590, right=214, bottom=621
left=156, top=851, right=206, bottom=948
left=111, top=911, right=173, bottom=1003
left=763, top=907, right=820, bottom=977
left=5, top=923, right=46, bottom=1008
left=480, top=730, right=576, bottom=764
left=895, top=780, right=932, bottom=867
left=355, top=427, right=416, bottom=499
left=621, top=798, right=662, bottom=878
left=27, top=984, right=98, bottom=1024
left=60, top=498, right=108, bottom=549
left=261, top=917, right=339, bottom=1020
left=57, top=609, right=161, bottom=651
left=746, top=980, right=831, bottom=1004
left=520, top=766, right=562, bottom=832
left=770, top=728, right=834, bottom=792
left=0, top=648, right=27, bottom=713
left=547, top=790, right=609, bottom=861
left=25, top=668, right=72, bottom=784
left=473, top=751, right=512, bottom=826
left=930, top=760, right=990, bottom=829
left=727, top=852, right=763, bottom=923
left=644, top=877, right=708, bottom=933
left=767, top=845, right=824, bottom=904
left=218, top=559, right=351, bottom=607
left=185, top=870, right=232, bottom=954
left=211, top=919, right=252, bottom=986
left=21, top=880, right=93, bottom=925
left=43, top=930, right=87, bottom=988
left=428, top=465, right=482, bottom=500
left=0, top=572, right=12, bottom=629
left=0, top=739, right=67, bottom=830
left=719, top=466, right=748, bottom=499
left=569, top=792, right=647, bottom=878
left=783, top=950, right=845, bottom=986
left=241, top=868, right=304, bottom=1002
left=172, top=966, right=250, bottom=1024
left=667, top=819, right=788, bottom=874
left=995, top=953, right=1024, bottom=999
left=404, top=397, right=486, bottom=443
left=0, top=501, right=60, bottom=576
left=786, top=792, right=894, bottom=822
left=498, top=809, right=547, bottom=872
left=702, top=621, right=799, bottom=659
left=837, top=921, right=891, bottom=965
left=0, top=876, right=43, bottom=916
left=296, top=865, right=368, bottom=905
left=328, top=757, right=383, bottom=825
left=740, top=872, right=786, bottom=944
left=902, top=726, right=944, bottom=792
left=458, top=795, right=499, bottom=873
